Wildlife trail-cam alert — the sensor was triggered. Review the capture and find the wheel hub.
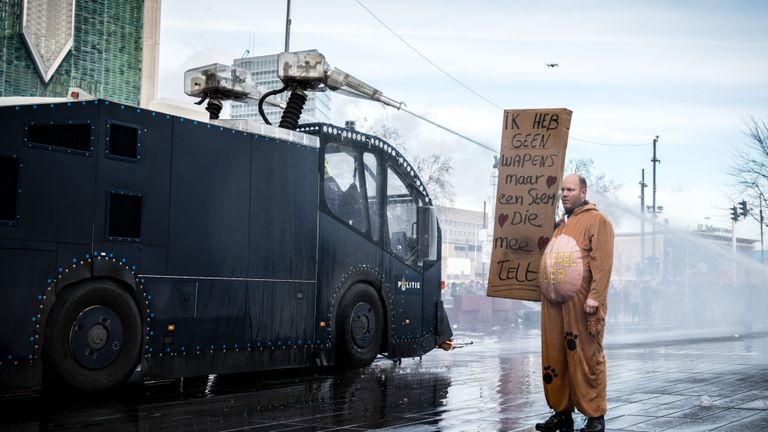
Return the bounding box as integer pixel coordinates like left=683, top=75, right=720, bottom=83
left=350, top=302, right=376, bottom=349
left=70, top=305, right=124, bottom=370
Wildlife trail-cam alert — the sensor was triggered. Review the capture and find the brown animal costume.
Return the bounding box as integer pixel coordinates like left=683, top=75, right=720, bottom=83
left=538, top=202, right=614, bottom=417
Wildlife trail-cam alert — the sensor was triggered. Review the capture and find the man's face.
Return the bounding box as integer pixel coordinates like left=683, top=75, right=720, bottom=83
left=561, top=175, right=587, bottom=211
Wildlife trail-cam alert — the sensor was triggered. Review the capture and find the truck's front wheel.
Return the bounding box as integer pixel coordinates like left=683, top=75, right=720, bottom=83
left=335, top=283, right=383, bottom=368
left=44, top=279, right=142, bottom=392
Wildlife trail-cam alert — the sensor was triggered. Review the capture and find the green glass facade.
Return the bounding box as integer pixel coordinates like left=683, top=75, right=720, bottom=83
left=0, top=0, right=143, bottom=105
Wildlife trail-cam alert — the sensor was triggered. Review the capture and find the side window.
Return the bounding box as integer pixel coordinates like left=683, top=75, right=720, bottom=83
left=363, top=152, right=380, bottom=241
left=324, top=143, right=367, bottom=233
left=386, top=167, right=417, bottom=264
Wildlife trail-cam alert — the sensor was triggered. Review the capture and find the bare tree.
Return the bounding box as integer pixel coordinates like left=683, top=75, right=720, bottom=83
left=565, top=158, right=621, bottom=197
left=366, top=123, right=455, bottom=206
left=729, top=117, right=768, bottom=225
left=411, top=154, right=455, bottom=206
left=565, top=158, right=622, bottom=225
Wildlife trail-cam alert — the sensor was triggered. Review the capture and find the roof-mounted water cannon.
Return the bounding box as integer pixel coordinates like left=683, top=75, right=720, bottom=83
left=184, top=49, right=405, bottom=129
left=185, top=64, right=254, bottom=119
left=269, top=49, right=405, bottom=130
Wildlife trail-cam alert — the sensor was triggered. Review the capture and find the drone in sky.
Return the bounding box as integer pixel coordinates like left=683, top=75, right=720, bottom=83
left=546, top=63, right=559, bottom=68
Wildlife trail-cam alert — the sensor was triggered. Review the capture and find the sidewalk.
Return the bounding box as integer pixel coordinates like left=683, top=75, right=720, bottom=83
left=433, top=330, right=768, bottom=431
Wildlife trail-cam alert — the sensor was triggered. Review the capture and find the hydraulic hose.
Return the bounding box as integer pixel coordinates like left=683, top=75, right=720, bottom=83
left=258, top=84, right=289, bottom=125
left=278, top=88, right=307, bottom=131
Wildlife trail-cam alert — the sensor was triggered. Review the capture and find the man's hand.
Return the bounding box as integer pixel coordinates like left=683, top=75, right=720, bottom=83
left=584, top=298, right=599, bottom=314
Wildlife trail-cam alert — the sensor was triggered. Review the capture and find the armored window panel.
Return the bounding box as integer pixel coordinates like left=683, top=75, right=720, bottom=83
left=107, top=121, right=140, bottom=160
left=107, top=191, right=142, bottom=241
left=26, top=122, right=93, bottom=154
left=0, top=156, right=20, bottom=223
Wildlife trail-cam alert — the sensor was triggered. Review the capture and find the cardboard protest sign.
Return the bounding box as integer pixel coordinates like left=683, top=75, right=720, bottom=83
left=487, top=108, right=572, bottom=301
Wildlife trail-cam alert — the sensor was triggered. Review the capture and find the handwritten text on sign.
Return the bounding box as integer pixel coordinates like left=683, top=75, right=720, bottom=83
left=487, top=108, right=572, bottom=301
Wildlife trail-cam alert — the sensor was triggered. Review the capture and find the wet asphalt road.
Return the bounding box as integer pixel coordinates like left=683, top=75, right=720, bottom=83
left=2, top=328, right=768, bottom=432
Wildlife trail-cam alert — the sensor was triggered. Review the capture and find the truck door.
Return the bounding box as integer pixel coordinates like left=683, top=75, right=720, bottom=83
left=382, top=166, right=424, bottom=348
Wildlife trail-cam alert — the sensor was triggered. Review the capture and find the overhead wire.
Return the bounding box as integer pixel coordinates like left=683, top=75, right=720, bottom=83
left=354, top=0, right=650, bottom=150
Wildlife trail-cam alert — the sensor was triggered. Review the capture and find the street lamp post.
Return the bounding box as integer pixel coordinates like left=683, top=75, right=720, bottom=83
left=648, top=136, right=662, bottom=273
left=639, top=169, right=647, bottom=271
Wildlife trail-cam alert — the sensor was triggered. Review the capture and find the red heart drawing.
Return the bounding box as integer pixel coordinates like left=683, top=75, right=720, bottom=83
left=546, top=175, right=557, bottom=188
left=538, top=236, right=550, bottom=252
left=498, top=213, right=509, bottom=227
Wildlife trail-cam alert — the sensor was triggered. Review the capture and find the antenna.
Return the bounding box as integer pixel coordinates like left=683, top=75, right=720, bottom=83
left=284, top=0, right=292, bottom=52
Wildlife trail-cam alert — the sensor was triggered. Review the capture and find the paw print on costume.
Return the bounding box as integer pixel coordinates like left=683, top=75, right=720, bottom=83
left=543, top=365, right=558, bottom=384
left=565, top=332, right=578, bottom=351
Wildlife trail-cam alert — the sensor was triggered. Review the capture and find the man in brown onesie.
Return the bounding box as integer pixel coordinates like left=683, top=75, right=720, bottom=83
left=535, top=174, right=614, bottom=432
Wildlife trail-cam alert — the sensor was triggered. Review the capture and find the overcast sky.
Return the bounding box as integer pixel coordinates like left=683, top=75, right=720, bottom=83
left=158, top=0, right=768, bottom=237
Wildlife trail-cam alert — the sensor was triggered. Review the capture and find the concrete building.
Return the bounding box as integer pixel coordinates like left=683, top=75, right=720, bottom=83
left=231, top=53, right=332, bottom=125
left=436, top=206, right=490, bottom=284
left=0, top=0, right=160, bottom=106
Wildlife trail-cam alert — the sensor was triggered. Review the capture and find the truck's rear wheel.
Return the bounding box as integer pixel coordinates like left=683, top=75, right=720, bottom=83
left=335, top=283, right=383, bottom=368
left=44, top=279, right=142, bottom=392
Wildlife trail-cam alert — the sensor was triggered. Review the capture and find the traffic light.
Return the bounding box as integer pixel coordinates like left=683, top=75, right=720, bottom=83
left=739, top=200, right=749, bottom=217
left=730, top=206, right=739, bottom=222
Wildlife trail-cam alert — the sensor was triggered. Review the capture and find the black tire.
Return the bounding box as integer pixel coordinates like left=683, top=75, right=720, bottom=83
left=335, top=283, right=384, bottom=368
left=44, top=279, right=142, bottom=392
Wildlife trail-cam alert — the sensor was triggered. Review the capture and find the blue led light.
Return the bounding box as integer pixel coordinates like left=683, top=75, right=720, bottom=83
left=149, top=330, right=154, bottom=336
left=165, top=347, right=170, bottom=352
left=31, top=316, right=37, bottom=322
left=29, top=336, right=34, bottom=342
left=196, top=345, right=201, bottom=351
left=37, top=295, right=42, bottom=300
left=57, top=267, right=63, bottom=273
left=181, top=346, right=186, bottom=351
left=150, top=313, right=155, bottom=318
left=209, top=345, right=214, bottom=350
left=72, top=258, right=77, bottom=263
left=47, top=278, right=52, bottom=284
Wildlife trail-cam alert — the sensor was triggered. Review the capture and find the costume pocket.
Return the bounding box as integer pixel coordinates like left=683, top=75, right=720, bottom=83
left=587, top=306, right=606, bottom=341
